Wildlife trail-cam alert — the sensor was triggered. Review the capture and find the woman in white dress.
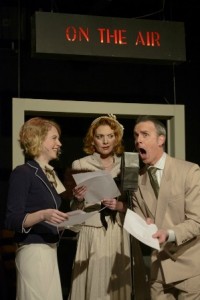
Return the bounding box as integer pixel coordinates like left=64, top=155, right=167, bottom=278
left=67, top=114, right=132, bottom=300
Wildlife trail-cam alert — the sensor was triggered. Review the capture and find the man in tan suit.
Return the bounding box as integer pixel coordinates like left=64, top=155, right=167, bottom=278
left=132, top=115, right=200, bottom=299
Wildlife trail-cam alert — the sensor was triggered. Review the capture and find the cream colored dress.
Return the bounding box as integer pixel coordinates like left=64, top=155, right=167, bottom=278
left=68, top=153, right=132, bottom=300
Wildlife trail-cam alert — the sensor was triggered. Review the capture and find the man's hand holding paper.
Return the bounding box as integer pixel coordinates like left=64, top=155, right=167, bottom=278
left=124, top=209, right=160, bottom=251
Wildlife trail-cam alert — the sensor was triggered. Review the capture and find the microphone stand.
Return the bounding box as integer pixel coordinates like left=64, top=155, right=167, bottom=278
left=121, top=152, right=149, bottom=299
left=126, top=189, right=135, bottom=300
left=126, top=189, right=151, bottom=300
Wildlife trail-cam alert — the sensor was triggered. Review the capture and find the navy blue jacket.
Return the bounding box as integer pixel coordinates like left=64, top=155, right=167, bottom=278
left=5, top=160, right=62, bottom=244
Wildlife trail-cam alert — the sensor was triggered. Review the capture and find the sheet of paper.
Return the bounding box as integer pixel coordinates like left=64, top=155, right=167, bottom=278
left=72, top=170, right=121, bottom=204
left=49, top=210, right=98, bottom=228
left=124, top=209, right=160, bottom=251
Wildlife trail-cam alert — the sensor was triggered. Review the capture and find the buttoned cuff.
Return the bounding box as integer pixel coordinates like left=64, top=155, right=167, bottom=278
left=167, top=229, right=176, bottom=242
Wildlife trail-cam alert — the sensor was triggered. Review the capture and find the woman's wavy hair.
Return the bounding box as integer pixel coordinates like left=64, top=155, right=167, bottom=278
left=19, top=117, right=61, bottom=159
left=83, top=115, right=124, bottom=155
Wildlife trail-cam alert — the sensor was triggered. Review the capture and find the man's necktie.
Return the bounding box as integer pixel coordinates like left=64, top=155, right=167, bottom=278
left=148, top=167, right=159, bottom=198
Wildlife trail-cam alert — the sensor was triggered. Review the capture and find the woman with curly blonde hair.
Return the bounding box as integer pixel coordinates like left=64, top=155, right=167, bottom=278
left=5, top=117, right=69, bottom=300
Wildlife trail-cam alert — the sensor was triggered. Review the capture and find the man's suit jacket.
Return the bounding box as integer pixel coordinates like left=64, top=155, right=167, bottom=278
left=133, top=154, right=200, bottom=284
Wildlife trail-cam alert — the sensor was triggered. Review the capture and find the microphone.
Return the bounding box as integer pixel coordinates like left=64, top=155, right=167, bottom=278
left=121, top=152, right=139, bottom=192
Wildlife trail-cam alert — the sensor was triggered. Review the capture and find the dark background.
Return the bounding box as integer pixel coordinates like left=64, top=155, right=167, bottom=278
left=0, top=0, right=199, bottom=299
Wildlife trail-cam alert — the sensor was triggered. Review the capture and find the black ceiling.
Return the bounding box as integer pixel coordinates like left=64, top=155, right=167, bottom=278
left=0, top=0, right=195, bottom=20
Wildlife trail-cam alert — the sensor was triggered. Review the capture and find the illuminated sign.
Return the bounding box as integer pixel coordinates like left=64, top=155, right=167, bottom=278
left=32, top=12, right=186, bottom=64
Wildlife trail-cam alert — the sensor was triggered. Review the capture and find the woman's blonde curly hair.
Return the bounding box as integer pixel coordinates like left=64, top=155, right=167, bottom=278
left=19, top=117, right=61, bottom=159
